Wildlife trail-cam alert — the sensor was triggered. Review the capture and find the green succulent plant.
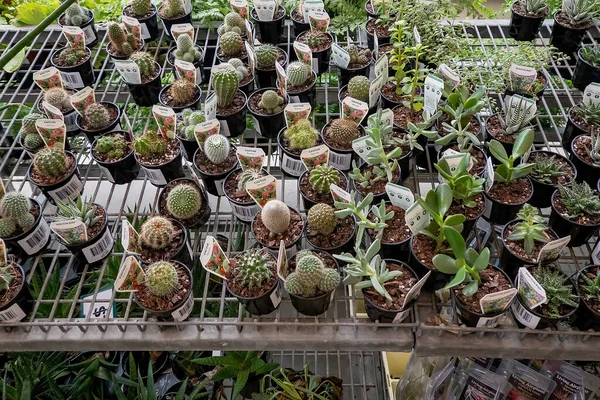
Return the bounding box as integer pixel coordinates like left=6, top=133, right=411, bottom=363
left=586, top=130, right=600, bottom=165
left=434, top=155, right=485, bottom=208
left=56, top=197, right=101, bottom=229
left=556, top=181, right=600, bottom=220
left=233, top=249, right=274, bottom=290
left=531, top=266, right=578, bottom=318
left=561, top=0, right=597, bottom=26
left=573, top=101, right=600, bottom=128
left=283, top=119, right=319, bottom=151
left=519, top=0, right=548, bottom=15
left=307, top=203, right=338, bottom=236
left=507, top=204, right=550, bottom=256
left=285, top=251, right=340, bottom=297
left=57, top=46, right=87, bottom=67
left=580, top=268, right=600, bottom=304
left=63, top=3, right=91, bottom=26
left=531, top=153, right=568, bottom=184
left=440, top=85, right=486, bottom=131
left=334, top=192, right=391, bottom=246
left=0, top=266, right=15, bottom=293
left=134, top=131, right=167, bottom=158
left=107, top=22, right=140, bottom=56
left=146, top=261, right=179, bottom=297
left=497, top=97, right=536, bottom=136
left=488, top=128, right=535, bottom=184
left=581, top=45, right=600, bottom=67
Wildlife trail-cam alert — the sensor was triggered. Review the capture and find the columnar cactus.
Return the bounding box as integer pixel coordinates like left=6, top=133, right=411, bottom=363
left=175, top=34, right=202, bottom=63
left=107, top=22, right=139, bottom=56
left=234, top=249, right=274, bottom=290
left=285, top=251, right=340, bottom=297
left=348, top=76, right=370, bottom=103
left=309, top=164, right=340, bottom=194
left=33, top=147, right=68, bottom=178
left=287, top=62, right=311, bottom=87
left=0, top=219, right=16, bottom=239
left=22, top=112, right=45, bottom=135
left=24, top=134, right=44, bottom=150
left=170, top=78, right=196, bottom=105
left=160, top=0, right=185, bottom=19
left=130, top=52, right=157, bottom=80
left=255, top=44, right=278, bottom=69
left=0, top=265, right=15, bottom=292
left=259, top=90, right=284, bottom=114
left=330, top=119, right=360, bottom=147
left=220, top=32, right=243, bottom=56
left=166, top=184, right=202, bottom=220
left=64, top=3, right=90, bottom=26
left=212, top=64, right=239, bottom=108
left=227, top=58, right=250, bottom=81
left=146, top=261, right=179, bottom=297
left=131, top=0, right=152, bottom=17
left=261, top=200, right=291, bottom=234
left=237, top=169, right=263, bottom=191
left=303, top=31, right=326, bottom=49
left=347, top=45, right=371, bottom=65
left=84, top=103, right=111, bottom=130
left=44, top=88, right=72, bottom=112
left=95, top=134, right=128, bottom=159
left=204, top=134, right=230, bottom=165
left=222, top=12, right=246, bottom=35
left=284, top=120, right=318, bottom=150
left=140, top=216, right=175, bottom=250
left=307, top=203, right=337, bottom=235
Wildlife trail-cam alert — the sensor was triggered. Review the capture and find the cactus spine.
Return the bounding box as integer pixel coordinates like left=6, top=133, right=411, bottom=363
left=24, top=134, right=44, bottom=150
left=222, top=12, right=246, bottom=35
left=131, top=0, right=152, bottom=17
left=234, top=249, right=274, bottom=290
left=140, top=216, right=175, bottom=250
left=0, top=192, right=35, bottom=238
left=22, top=112, right=45, bottom=135
left=255, top=44, right=278, bottom=69
left=84, top=103, right=111, bottom=130
left=261, top=200, right=291, bottom=234
left=0, top=219, right=16, bottom=239
left=284, top=120, right=318, bottom=151
left=347, top=44, right=371, bottom=65
left=64, top=3, right=90, bottom=26
left=259, top=90, right=284, bottom=114
left=107, top=22, right=139, bottom=56
left=170, top=79, right=196, bottom=105
left=212, top=64, right=239, bottom=108
left=166, top=184, right=202, bottom=220
left=347, top=75, right=370, bottom=103
left=307, top=203, right=338, bottom=236
left=179, top=109, right=205, bottom=139
left=146, top=261, right=179, bottom=297
left=204, top=134, right=230, bottom=164
left=303, top=31, right=326, bottom=49
left=220, top=32, right=243, bottom=56
left=95, top=134, right=129, bottom=159
left=33, top=147, right=68, bottom=178
left=309, top=164, right=340, bottom=194
left=44, top=88, right=72, bottom=112
left=287, top=62, right=311, bottom=87
left=227, top=58, right=250, bottom=81
left=330, top=119, right=360, bottom=147
left=285, top=251, right=340, bottom=297
left=175, top=34, right=202, bottom=63
left=160, top=0, right=185, bottom=19
left=130, top=52, right=156, bottom=80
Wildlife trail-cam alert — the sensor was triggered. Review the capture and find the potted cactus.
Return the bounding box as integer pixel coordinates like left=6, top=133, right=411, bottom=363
left=133, top=130, right=185, bottom=187
left=338, top=75, right=376, bottom=120
left=562, top=101, right=600, bottom=152
left=226, top=58, right=255, bottom=96
left=528, top=150, right=576, bottom=208
left=217, top=31, right=247, bottom=63
left=167, top=34, right=204, bottom=85
left=248, top=88, right=287, bottom=139
left=50, top=45, right=95, bottom=89
left=570, top=132, right=600, bottom=187
left=91, top=132, right=140, bottom=185
left=106, top=22, right=144, bottom=60
left=252, top=199, right=305, bottom=251
left=321, top=118, right=364, bottom=172
left=0, top=192, right=50, bottom=258
left=158, top=78, right=202, bottom=114
left=158, top=178, right=210, bottom=228
left=218, top=12, right=250, bottom=39
left=277, top=119, right=322, bottom=177
left=137, top=216, right=191, bottom=265
left=58, top=2, right=99, bottom=48
left=508, top=0, right=549, bottom=41
left=335, top=45, right=373, bottom=88
left=572, top=45, right=600, bottom=91
left=296, top=30, right=333, bottom=76
left=224, top=168, right=265, bottom=223
left=254, top=44, right=288, bottom=89
left=37, top=87, right=79, bottom=136
left=54, top=197, right=113, bottom=267
left=193, top=134, right=238, bottom=197
left=27, top=146, right=82, bottom=205
left=284, top=250, right=341, bottom=316
left=281, top=61, right=317, bottom=106
left=226, top=248, right=280, bottom=315
left=550, top=0, right=597, bottom=54
left=19, top=112, right=46, bottom=156
left=0, top=260, right=32, bottom=322
left=299, top=163, right=348, bottom=209
left=75, top=99, right=122, bottom=143
left=135, top=260, right=194, bottom=321
left=305, top=202, right=355, bottom=255
left=123, top=52, right=163, bottom=107
left=176, top=109, right=205, bottom=161
left=122, top=0, right=160, bottom=41
left=158, top=0, right=192, bottom=40
left=250, top=3, right=286, bottom=44
left=211, top=63, right=249, bottom=138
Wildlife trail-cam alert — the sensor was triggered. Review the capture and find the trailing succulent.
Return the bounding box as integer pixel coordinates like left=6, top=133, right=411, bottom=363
left=507, top=204, right=550, bottom=256
left=0, top=192, right=35, bottom=239
left=140, top=216, right=176, bottom=250
left=175, top=34, right=202, bottom=63
left=258, top=90, right=284, bottom=114
left=531, top=266, right=578, bottom=318
left=63, top=3, right=91, bottom=26
left=233, top=249, right=274, bottom=290
left=95, top=134, right=129, bottom=160
left=204, top=134, right=231, bottom=165
left=178, top=108, right=205, bottom=139
left=286, top=62, right=311, bottom=87
left=556, top=181, right=600, bottom=220
left=130, top=52, right=157, bottom=81
left=33, top=147, right=68, bottom=179
left=212, top=63, right=239, bottom=108
left=107, top=22, right=140, bottom=56
left=307, top=203, right=338, bottom=236
left=309, top=164, right=340, bottom=194
left=347, top=75, right=370, bottom=103
left=83, top=103, right=111, bottom=130
left=56, top=197, right=101, bottom=230
left=255, top=44, right=279, bottom=70
left=285, top=251, right=340, bottom=297
left=44, top=87, right=72, bottom=113
left=221, top=12, right=246, bottom=35
left=166, top=183, right=203, bottom=220
left=261, top=200, right=291, bottom=235
left=283, top=120, right=318, bottom=151
left=146, top=261, right=179, bottom=297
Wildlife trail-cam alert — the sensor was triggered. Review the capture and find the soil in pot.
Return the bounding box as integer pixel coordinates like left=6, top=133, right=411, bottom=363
left=286, top=72, right=316, bottom=98
left=227, top=251, right=278, bottom=298
left=52, top=47, right=91, bottom=68
left=486, top=178, right=532, bottom=208
left=78, top=103, right=120, bottom=132
left=367, top=204, right=412, bottom=259
left=529, top=151, right=575, bottom=208
left=107, top=40, right=144, bottom=59
left=454, top=268, right=512, bottom=313
left=354, top=164, right=401, bottom=197
left=217, top=45, right=248, bottom=63
left=571, top=135, right=600, bottom=186
left=159, top=84, right=201, bottom=109
left=366, top=18, right=392, bottom=38
left=411, top=234, right=449, bottom=271
left=486, top=113, right=524, bottom=147
left=136, top=262, right=191, bottom=313
left=30, top=152, right=77, bottom=186
left=135, top=137, right=179, bottom=167
left=92, top=133, right=139, bottom=185
left=296, top=31, right=333, bottom=52
left=439, top=114, right=481, bottom=138
left=299, top=169, right=345, bottom=205
left=139, top=222, right=187, bottom=263
left=290, top=7, right=309, bottom=36
left=448, top=195, right=485, bottom=231
left=380, top=82, right=406, bottom=106
left=159, top=180, right=210, bottom=228
left=305, top=215, right=355, bottom=251
left=363, top=262, right=417, bottom=311
left=393, top=105, right=424, bottom=131
left=253, top=208, right=303, bottom=248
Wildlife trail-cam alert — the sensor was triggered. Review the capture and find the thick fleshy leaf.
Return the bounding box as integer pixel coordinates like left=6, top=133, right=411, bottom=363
left=445, top=268, right=467, bottom=289
left=432, top=254, right=460, bottom=274
left=488, top=140, right=508, bottom=163
left=437, top=184, right=453, bottom=216
left=465, top=248, right=479, bottom=266
left=443, top=226, right=465, bottom=259
left=473, top=248, right=490, bottom=271
left=513, top=128, right=534, bottom=158
left=445, top=214, right=466, bottom=227
left=462, top=280, right=479, bottom=296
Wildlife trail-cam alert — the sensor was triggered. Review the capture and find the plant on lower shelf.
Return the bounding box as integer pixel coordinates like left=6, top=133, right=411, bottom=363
left=254, top=365, right=343, bottom=399
left=531, top=153, right=569, bottom=184
left=283, top=119, right=319, bottom=152
left=259, top=90, right=284, bottom=114
left=174, top=34, right=202, bottom=63
left=219, top=31, right=243, bottom=57
left=581, top=45, right=600, bottom=67
left=530, top=266, right=578, bottom=318
left=62, top=2, right=91, bottom=26
left=334, top=192, right=391, bottom=245
left=347, top=75, right=370, bottom=103
left=44, top=87, right=73, bottom=113
left=309, top=164, right=340, bottom=195
left=488, top=128, right=535, bottom=184
left=434, top=156, right=485, bottom=208
left=555, top=182, right=600, bottom=220
left=261, top=200, right=291, bottom=235
left=255, top=44, right=279, bottom=70
left=107, top=22, right=140, bottom=57
left=145, top=261, right=179, bottom=297
left=177, top=109, right=205, bottom=140
left=33, top=147, right=69, bottom=180
left=507, top=204, right=551, bottom=256
left=82, top=102, right=112, bottom=131
left=95, top=134, right=129, bottom=160
left=130, top=52, right=158, bottom=81
left=20, top=112, right=45, bottom=150
left=221, top=12, right=246, bottom=34
left=212, top=63, right=239, bottom=108
left=140, top=216, right=176, bottom=251
left=287, top=62, right=311, bottom=89
left=285, top=250, right=340, bottom=297
left=166, top=183, right=203, bottom=220
left=204, top=133, right=230, bottom=166
left=560, top=0, right=597, bottom=27
left=0, top=192, right=35, bottom=239
left=160, top=0, right=186, bottom=19
left=307, top=203, right=339, bottom=236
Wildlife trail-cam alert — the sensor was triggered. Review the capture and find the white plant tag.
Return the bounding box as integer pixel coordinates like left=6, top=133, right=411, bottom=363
left=439, top=63, right=460, bottom=87
left=17, top=218, right=50, bottom=256
left=381, top=108, right=394, bottom=127
left=423, top=75, right=444, bottom=119
left=114, top=60, right=141, bottom=84
left=293, top=41, right=313, bottom=67
left=401, top=271, right=430, bottom=309
left=341, top=97, right=369, bottom=125
left=517, top=267, right=547, bottom=309
left=81, top=287, right=115, bottom=319
left=330, top=184, right=351, bottom=203
left=245, top=175, right=277, bottom=207
left=115, top=256, right=145, bottom=292
left=485, top=156, right=494, bottom=190
left=393, top=308, right=410, bottom=323
left=374, top=54, right=388, bottom=82
left=33, top=67, right=63, bottom=91
left=270, top=283, right=283, bottom=308
left=479, top=288, right=518, bottom=315
left=275, top=61, right=287, bottom=99
left=175, top=59, right=197, bottom=85
left=41, top=102, right=64, bottom=122
left=50, top=219, right=88, bottom=244
left=142, top=166, right=167, bottom=186
left=245, top=42, right=256, bottom=73
left=538, top=236, right=570, bottom=264
left=205, top=93, right=217, bottom=121
left=276, top=240, right=288, bottom=280
left=507, top=94, right=537, bottom=124
left=369, top=74, right=384, bottom=108
left=0, top=303, right=26, bottom=323
left=331, top=43, right=350, bottom=69
left=352, top=136, right=372, bottom=163
left=170, top=23, right=195, bottom=41
left=386, top=183, right=414, bottom=210
left=236, top=147, right=265, bottom=171
left=254, top=0, right=277, bottom=20
left=302, top=0, right=325, bottom=22
left=120, top=220, right=140, bottom=255
left=508, top=64, right=537, bottom=91
left=200, top=235, right=229, bottom=279
left=512, top=300, right=540, bottom=329
left=405, top=201, right=430, bottom=235
left=583, top=83, right=600, bottom=105
left=413, top=26, right=421, bottom=44
left=81, top=228, right=114, bottom=264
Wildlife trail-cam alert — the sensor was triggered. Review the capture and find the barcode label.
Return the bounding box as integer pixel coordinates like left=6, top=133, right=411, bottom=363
left=0, top=303, right=26, bottom=323
left=215, top=178, right=225, bottom=196
left=476, top=314, right=503, bottom=328
left=511, top=301, right=540, bottom=329
left=140, top=22, right=151, bottom=40
left=18, top=218, right=50, bottom=255
left=82, top=25, right=96, bottom=45
left=289, top=95, right=301, bottom=103
left=281, top=153, right=305, bottom=176
left=81, top=228, right=114, bottom=264
left=60, top=71, right=84, bottom=89
left=232, top=202, right=260, bottom=222
left=270, top=284, right=282, bottom=308
left=329, top=150, right=352, bottom=170
left=312, top=58, right=319, bottom=74
left=99, top=165, right=114, bottom=183
left=143, top=167, right=167, bottom=186
left=172, top=293, right=194, bottom=321
left=251, top=116, right=262, bottom=135
left=48, top=174, right=83, bottom=203
left=483, top=196, right=492, bottom=220
left=220, top=119, right=230, bottom=137
left=64, top=111, right=78, bottom=132
left=393, top=308, right=410, bottom=323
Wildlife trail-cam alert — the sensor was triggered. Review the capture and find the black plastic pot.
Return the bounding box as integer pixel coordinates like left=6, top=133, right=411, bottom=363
left=252, top=206, right=305, bottom=252
left=136, top=147, right=185, bottom=188
left=248, top=88, right=287, bottom=139
left=307, top=219, right=356, bottom=256
left=0, top=264, right=32, bottom=322
left=3, top=198, right=51, bottom=258
left=193, top=146, right=238, bottom=197
left=528, top=150, right=577, bottom=208
left=224, top=168, right=263, bottom=223
left=255, top=49, right=287, bottom=89
left=337, top=58, right=372, bottom=88
left=367, top=203, right=412, bottom=261
left=122, top=4, right=160, bottom=42
left=217, top=89, right=248, bottom=138
left=570, top=134, right=600, bottom=187
left=574, top=265, right=600, bottom=331
left=92, top=134, right=140, bottom=185
left=227, top=264, right=281, bottom=315
left=408, top=236, right=450, bottom=290
left=508, top=2, right=547, bottom=41
left=58, top=10, right=99, bottom=48
left=550, top=11, right=592, bottom=55
left=124, top=62, right=163, bottom=107
left=295, top=32, right=332, bottom=77
left=549, top=189, right=600, bottom=247
left=27, top=152, right=82, bottom=205
left=158, top=84, right=202, bottom=116
left=298, top=167, right=347, bottom=210
left=379, top=84, right=403, bottom=110
left=75, top=102, right=122, bottom=143
left=177, top=135, right=197, bottom=162
left=158, top=178, right=211, bottom=228
left=562, top=106, right=589, bottom=152
left=290, top=7, right=309, bottom=36
left=482, top=178, right=533, bottom=226
left=50, top=47, right=95, bottom=90
left=571, top=48, right=600, bottom=91
left=140, top=219, right=192, bottom=266
left=166, top=47, right=205, bottom=85
left=159, top=9, right=192, bottom=41
left=320, top=120, right=364, bottom=172
left=277, top=128, right=322, bottom=178
left=366, top=22, right=391, bottom=51
left=251, top=6, right=285, bottom=44
left=239, top=76, right=255, bottom=97
left=279, top=71, right=317, bottom=108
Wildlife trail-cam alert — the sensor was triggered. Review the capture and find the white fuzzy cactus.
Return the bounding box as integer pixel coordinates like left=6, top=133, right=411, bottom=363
left=261, top=200, right=291, bottom=234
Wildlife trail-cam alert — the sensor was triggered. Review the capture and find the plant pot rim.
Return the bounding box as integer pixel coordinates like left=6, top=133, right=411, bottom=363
left=510, top=1, right=548, bottom=18
left=122, top=3, right=157, bottom=20
left=248, top=87, right=288, bottom=117
left=139, top=218, right=188, bottom=263
left=553, top=10, right=594, bottom=30
left=158, top=84, right=202, bottom=110
left=157, top=177, right=208, bottom=225
left=452, top=265, right=515, bottom=317
left=255, top=47, right=288, bottom=72
left=320, top=118, right=365, bottom=152
left=120, top=61, right=162, bottom=86
left=485, top=112, right=532, bottom=145
left=157, top=6, right=191, bottom=20
left=50, top=46, right=92, bottom=69
left=91, top=131, right=134, bottom=165
left=27, top=150, right=77, bottom=187
left=250, top=5, right=286, bottom=22
left=2, top=198, right=43, bottom=242
left=282, top=70, right=317, bottom=94
left=216, top=89, right=248, bottom=118
left=336, top=56, right=373, bottom=72
left=362, top=259, right=418, bottom=312
left=75, top=101, right=121, bottom=134
left=485, top=176, right=533, bottom=207
left=0, top=263, right=26, bottom=308
left=571, top=134, right=600, bottom=171
left=226, top=250, right=278, bottom=299
left=528, top=150, right=577, bottom=186
left=106, top=39, right=145, bottom=58
left=501, top=218, right=559, bottom=264
left=575, top=264, right=600, bottom=318
left=58, top=8, right=95, bottom=27
left=251, top=206, right=305, bottom=249
left=55, top=203, right=108, bottom=246
left=224, top=167, right=266, bottom=205
left=290, top=6, right=307, bottom=23
left=365, top=20, right=392, bottom=38
left=134, top=260, right=193, bottom=314
left=567, top=105, right=595, bottom=133
left=551, top=188, right=600, bottom=227
left=193, top=145, right=238, bottom=177
left=577, top=47, right=600, bottom=69
left=352, top=159, right=406, bottom=197
left=134, top=139, right=181, bottom=168
left=295, top=31, right=334, bottom=52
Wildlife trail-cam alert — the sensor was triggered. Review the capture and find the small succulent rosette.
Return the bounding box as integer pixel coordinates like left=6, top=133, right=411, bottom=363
left=246, top=174, right=277, bottom=208
left=200, top=235, right=230, bottom=279
left=115, top=255, right=146, bottom=292
left=152, top=105, right=177, bottom=139
left=284, top=103, right=311, bottom=128
left=236, top=146, right=265, bottom=172
left=194, top=119, right=220, bottom=148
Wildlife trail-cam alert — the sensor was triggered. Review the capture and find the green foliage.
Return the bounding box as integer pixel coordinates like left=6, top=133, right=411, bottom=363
left=347, top=44, right=371, bottom=65
left=532, top=267, right=578, bottom=318
left=140, top=216, right=175, bottom=250
left=573, top=101, right=600, bottom=127
left=193, top=0, right=229, bottom=27
left=56, top=196, right=101, bottom=228
left=324, top=0, right=366, bottom=35
left=233, top=249, right=274, bottom=290
left=259, top=90, right=284, bottom=114
left=133, top=131, right=167, bottom=158
left=434, top=155, right=485, bottom=208
left=228, top=58, right=250, bottom=81
left=57, top=46, right=86, bottom=66
left=401, top=112, right=440, bottom=151
left=33, top=147, right=68, bottom=178
left=255, top=44, right=279, bottom=69
left=581, top=45, right=600, bottom=66
left=440, top=85, right=486, bottom=131
left=531, top=153, right=567, bottom=184
left=285, top=251, right=340, bottom=297
left=580, top=269, right=600, bottom=304
left=309, top=164, right=340, bottom=194
left=399, top=44, right=427, bottom=117
left=307, top=203, right=338, bottom=235
left=146, top=261, right=179, bottom=297
left=284, top=119, right=319, bottom=151
left=507, top=204, right=550, bottom=255
left=520, top=0, right=548, bottom=15
left=334, top=193, right=391, bottom=245
left=562, top=0, right=597, bottom=25
left=254, top=365, right=343, bottom=399
left=556, top=181, right=600, bottom=220
left=0, top=218, right=16, bottom=238
left=95, top=134, right=129, bottom=159
left=166, top=183, right=202, bottom=220
left=488, top=128, right=534, bottom=184
left=63, top=3, right=90, bottom=26
left=107, top=22, right=139, bottom=56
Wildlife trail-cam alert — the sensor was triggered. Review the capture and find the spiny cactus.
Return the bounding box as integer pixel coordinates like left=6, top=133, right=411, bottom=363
left=222, top=12, right=246, bottom=35
left=0, top=192, right=31, bottom=219
left=329, top=119, right=359, bottom=147
left=146, top=261, right=179, bottom=297
left=24, top=134, right=44, bottom=150
left=348, top=75, right=370, bottom=103
left=285, top=251, right=340, bottom=297
left=212, top=63, right=239, bottom=108
left=134, top=131, right=167, bottom=157
left=284, top=119, right=318, bottom=151
left=204, top=134, right=230, bottom=165
left=287, top=62, right=311, bottom=87
left=63, top=3, right=90, bottom=26
left=170, top=79, right=196, bottom=105
left=140, top=216, right=176, bottom=250
left=220, top=31, right=243, bottom=56
left=227, top=58, right=250, bottom=82
left=160, top=0, right=185, bottom=19
left=95, top=134, right=129, bottom=159
left=18, top=213, right=35, bottom=228
left=84, top=103, right=111, bottom=130
left=179, top=109, right=205, bottom=139
left=175, top=34, right=202, bottom=63
left=22, top=112, right=45, bottom=135
left=0, top=265, right=15, bottom=292
left=131, top=0, right=152, bottom=17
left=307, top=203, right=338, bottom=236
left=261, top=200, right=291, bottom=234
left=166, top=184, right=202, bottom=220
left=56, top=196, right=101, bottom=228
left=57, top=47, right=87, bottom=67
left=107, top=22, right=140, bottom=56
left=237, top=169, right=263, bottom=192
left=347, top=45, right=372, bottom=65
left=44, top=87, right=72, bottom=112
left=309, top=164, right=340, bottom=194
left=255, top=44, right=278, bottom=69
left=234, top=249, right=274, bottom=290
left=33, top=147, right=68, bottom=178
left=259, top=90, right=284, bottom=114
left=303, top=30, right=326, bottom=49
left=130, top=52, right=157, bottom=80
left=0, top=218, right=17, bottom=238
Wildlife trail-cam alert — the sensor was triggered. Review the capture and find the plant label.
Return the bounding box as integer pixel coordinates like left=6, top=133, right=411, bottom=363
left=373, top=31, right=379, bottom=56
left=374, top=54, right=388, bottom=82
left=277, top=240, right=288, bottom=280
left=517, top=267, right=547, bottom=309
left=35, top=119, right=67, bottom=150
left=386, top=183, right=414, bottom=210
left=62, top=26, right=85, bottom=49
left=0, top=240, right=6, bottom=267
left=115, top=256, right=145, bottom=292
left=0, top=181, right=5, bottom=204
left=246, top=175, right=277, bottom=207
left=331, top=43, right=350, bottom=69
left=459, top=376, right=499, bottom=400
left=152, top=105, right=177, bottom=139
left=380, top=108, right=394, bottom=127
left=70, top=86, right=95, bottom=117
left=401, top=271, right=430, bottom=309
left=175, top=59, right=197, bottom=85
left=538, top=236, right=570, bottom=264
left=50, top=219, right=88, bottom=245
left=479, top=288, right=517, bottom=315
left=342, top=97, right=369, bottom=125
left=204, top=92, right=217, bottom=121
left=302, top=0, right=325, bottom=22
left=423, top=75, right=444, bottom=119
left=41, top=102, right=65, bottom=122
left=405, top=201, right=430, bottom=235
left=300, top=144, right=329, bottom=171
left=245, top=19, right=253, bottom=44
left=200, top=235, right=230, bottom=279
left=231, top=0, right=249, bottom=18
left=413, top=26, right=421, bottom=44
left=439, top=150, right=470, bottom=182
left=114, top=60, right=141, bottom=84
left=33, top=67, right=63, bottom=91
left=308, top=10, right=329, bottom=32
left=254, top=0, right=277, bottom=20
left=194, top=119, right=220, bottom=148
left=583, top=83, right=600, bottom=105
left=369, top=74, right=384, bottom=108
left=275, top=61, right=287, bottom=99
left=121, top=219, right=140, bottom=254
left=80, top=286, right=116, bottom=319
left=592, top=237, right=600, bottom=264
left=293, top=41, right=313, bottom=67
left=237, top=147, right=265, bottom=171
left=121, top=16, right=142, bottom=41
left=352, top=136, right=372, bottom=164
left=484, top=156, right=494, bottom=191
left=284, top=103, right=311, bottom=128
left=509, top=64, right=537, bottom=92
left=330, top=184, right=351, bottom=204
left=183, top=0, right=192, bottom=14
left=170, top=23, right=194, bottom=41
left=439, top=63, right=460, bottom=87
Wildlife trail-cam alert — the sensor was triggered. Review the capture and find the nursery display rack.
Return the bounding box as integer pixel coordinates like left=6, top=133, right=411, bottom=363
left=0, top=18, right=599, bottom=360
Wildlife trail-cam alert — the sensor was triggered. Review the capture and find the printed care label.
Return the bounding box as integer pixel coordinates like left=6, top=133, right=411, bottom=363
left=237, top=147, right=265, bottom=171
left=479, top=288, right=517, bottom=315
left=302, top=0, right=325, bottom=22
left=342, top=97, right=369, bottom=125
left=538, top=236, right=570, bottom=264
left=439, top=63, right=460, bottom=88
left=194, top=119, right=220, bottom=147
left=231, top=0, right=249, bottom=18
left=308, top=10, right=329, bottom=32
left=33, top=67, right=63, bottom=91
left=374, top=54, right=388, bottom=82
left=204, top=92, right=217, bottom=122
left=245, top=42, right=256, bottom=73
left=121, top=16, right=142, bottom=41
left=275, top=61, right=287, bottom=99
left=254, top=0, right=277, bottom=20
left=62, top=26, right=85, bottom=49
left=423, top=75, right=444, bottom=119
left=142, top=166, right=167, bottom=186
left=369, top=75, right=384, bottom=108
left=401, top=271, right=430, bottom=310
left=152, top=105, right=177, bottom=139
left=115, top=256, right=145, bottom=292
left=517, top=267, right=547, bottom=309
left=170, top=23, right=194, bottom=41
left=35, top=119, right=67, bottom=149
left=17, top=218, right=50, bottom=256
left=385, top=183, right=414, bottom=210
left=175, top=59, right=197, bottom=85
left=284, top=103, right=311, bottom=127
left=459, top=376, right=498, bottom=400
left=583, top=83, right=600, bottom=105
left=114, top=60, right=141, bottom=84
left=80, top=286, right=116, bottom=319
left=405, top=201, right=430, bottom=235
left=352, top=136, right=372, bottom=164
left=50, top=219, right=88, bottom=245
left=330, top=183, right=351, bottom=204
left=200, top=235, right=229, bottom=279
left=246, top=175, right=277, bottom=207
left=509, top=64, right=537, bottom=91
left=331, top=43, right=350, bottom=69
left=484, top=156, right=494, bottom=190
left=276, top=240, right=288, bottom=280
left=70, top=86, right=95, bottom=117
left=293, top=41, right=313, bottom=67
left=121, top=219, right=140, bottom=254
left=300, top=145, right=329, bottom=171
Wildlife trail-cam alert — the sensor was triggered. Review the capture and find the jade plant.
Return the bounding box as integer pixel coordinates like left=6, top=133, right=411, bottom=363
left=33, top=147, right=69, bottom=179
left=309, top=164, right=340, bottom=195
left=233, top=249, right=274, bottom=290
left=95, top=134, right=129, bottom=160
left=160, top=0, right=185, bottom=19
left=219, top=31, right=243, bottom=57
left=307, top=203, right=338, bottom=236
left=0, top=266, right=14, bottom=292
left=56, top=46, right=87, bottom=66
left=347, top=76, right=370, bottom=103
left=130, top=52, right=157, bottom=81
left=212, top=63, right=239, bottom=108
left=581, top=45, right=600, bottom=67
left=285, top=250, right=340, bottom=297
left=328, top=118, right=360, bottom=148
left=261, top=200, right=290, bottom=235
left=531, top=153, right=568, bottom=184
left=169, top=78, right=196, bottom=105
left=130, top=0, right=152, bottom=17
left=174, top=34, right=202, bottom=63
left=434, top=155, right=485, bottom=208
left=83, top=102, right=111, bottom=130
left=531, top=266, right=578, bottom=318
left=21, top=112, right=45, bottom=150
left=178, top=109, right=205, bottom=139
left=221, top=12, right=246, bottom=34
left=63, top=3, right=91, bottom=26
left=140, top=216, right=176, bottom=250
left=507, top=204, right=550, bottom=256
left=259, top=90, right=284, bottom=114
left=145, top=261, right=179, bottom=297
left=556, top=182, right=600, bottom=220
left=399, top=43, right=427, bottom=121
left=286, top=62, right=311, bottom=88
left=107, top=22, right=140, bottom=56
left=488, top=128, right=535, bottom=184
left=283, top=119, right=318, bottom=151
left=227, top=58, right=250, bottom=82
left=44, top=87, right=73, bottom=113
left=166, top=183, right=203, bottom=220
left=0, top=192, right=35, bottom=239
left=204, top=134, right=230, bottom=165
left=255, top=44, right=278, bottom=69
left=439, top=85, right=486, bottom=133
left=134, top=131, right=167, bottom=158
left=561, top=0, right=597, bottom=27
left=334, top=192, right=391, bottom=245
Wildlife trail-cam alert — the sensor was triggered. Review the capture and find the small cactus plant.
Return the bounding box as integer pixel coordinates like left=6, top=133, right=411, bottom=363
left=169, top=78, right=196, bottom=105
left=24, top=134, right=44, bottom=150
left=44, top=87, right=72, bottom=112
left=146, top=261, right=179, bottom=297
left=258, top=90, right=284, bottom=114
left=287, top=62, right=311, bottom=87
left=33, top=147, right=68, bottom=178
left=166, top=183, right=202, bottom=220
left=212, top=63, right=239, bottom=108
left=84, top=103, right=111, bottom=130
left=255, top=44, right=279, bottom=69
left=233, top=249, right=274, bottom=290
left=130, top=52, right=157, bottom=80
left=160, top=0, right=185, bottom=19
left=140, top=216, right=176, bottom=250
left=95, top=134, right=129, bottom=159
left=285, top=251, right=340, bottom=297
left=227, top=58, right=250, bottom=82
left=131, top=0, right=152, bottom=17
left=63, top=3, right=91, bottom=26
left=57, top=47, right=87, bottom=67
left=220, top=31, right=243, bottom=56
left=329, top=119, right=360, bottom=147
left=284, top=120, right=319, bottom=151
left=0, top=192, right=35, bottom=238
left=134, top=131, right=167, bottom=158
left=0, top=219, right=16, bottom=239
left=347, top=75, right=370, bottom=103
left=178, top=109, right=206, bottom=139
left=303, top=31, right=327, bottom=49
left=222, top=12, right=246, bottom=35
left=307, top=203, right=338, bottom=236
left=175, top=34, right=202, bottom=63
left=261, top=200, right=291, bottom=234
left=204, top=134, right=230, bottom=164
left=0, top=265, right=15, bottom=292
left=237, top=169, right=263, bottom=192
left=347, top=44, right=372, bottom=65
left=107, top=22, right=140, bottom=56
left=309, top=164, right=340, bottom=194
left=22, top=112, right=45, bottom=135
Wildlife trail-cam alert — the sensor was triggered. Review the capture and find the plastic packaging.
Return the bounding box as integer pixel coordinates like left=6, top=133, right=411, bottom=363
left=425, top=359, right=457, bottom=399
left=497, top=358, right=557, bottom=400
left=443, top=358, right=509, bottom=400
left=540, top=360, right=586, bottom=400
left=396, top=354, right=455, bottom=400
